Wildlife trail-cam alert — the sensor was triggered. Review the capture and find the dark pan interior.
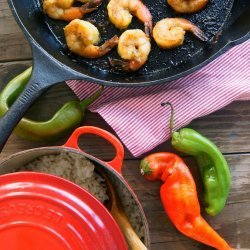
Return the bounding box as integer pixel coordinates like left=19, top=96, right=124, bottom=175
left=42, top=0, right=234, bottom=73
left=10, top=0, right=241, bottom=85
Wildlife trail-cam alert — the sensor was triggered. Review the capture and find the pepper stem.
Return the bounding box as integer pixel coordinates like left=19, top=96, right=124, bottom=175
left=161, top=102, right=175, bottom=135
left=80, top=85, right=104, bottom=110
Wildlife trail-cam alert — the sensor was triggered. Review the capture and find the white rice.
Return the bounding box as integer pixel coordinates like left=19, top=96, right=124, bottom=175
left=19, top=152, right=108, bottom=203
left=18, top=151, right=145, bottom=240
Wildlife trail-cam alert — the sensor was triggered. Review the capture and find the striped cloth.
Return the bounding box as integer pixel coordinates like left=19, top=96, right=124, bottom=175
left=67, top=40, right=250, bottom=157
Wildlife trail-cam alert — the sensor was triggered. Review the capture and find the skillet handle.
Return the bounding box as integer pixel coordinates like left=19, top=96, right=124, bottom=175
left=63, top=126, right=125, bottom=174
left=0, top=43, right=77, bottom=152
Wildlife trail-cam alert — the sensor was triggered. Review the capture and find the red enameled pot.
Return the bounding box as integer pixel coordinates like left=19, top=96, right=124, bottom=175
left=0, top=126, right=150, bottom=249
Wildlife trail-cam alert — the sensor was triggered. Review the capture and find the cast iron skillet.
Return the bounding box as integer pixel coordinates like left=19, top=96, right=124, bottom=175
left=0, top=0, right=249, bottom=151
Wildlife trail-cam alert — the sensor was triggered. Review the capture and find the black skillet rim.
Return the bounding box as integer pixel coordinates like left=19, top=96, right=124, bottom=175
left=8, top=0, right=250, bottom=87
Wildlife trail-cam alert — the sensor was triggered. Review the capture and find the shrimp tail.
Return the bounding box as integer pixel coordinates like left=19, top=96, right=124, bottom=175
left=192, top=27, right=208, bottom=42
left=99, top=35, right=119, bottom=56
left=109, top=58, right=142, bottom=72
left=108, top=58, right=128, bottom=71
left=145, top=21, right=152, bottom=37
left=80, top=0, right=102, bottom=15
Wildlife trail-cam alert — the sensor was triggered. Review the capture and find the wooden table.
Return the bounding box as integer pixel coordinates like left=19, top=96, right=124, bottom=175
left=1, top=1, right=250, bottom=249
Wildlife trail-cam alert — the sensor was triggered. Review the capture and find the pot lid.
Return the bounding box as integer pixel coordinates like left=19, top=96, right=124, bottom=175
left=0, top=172, right=127, bottom=250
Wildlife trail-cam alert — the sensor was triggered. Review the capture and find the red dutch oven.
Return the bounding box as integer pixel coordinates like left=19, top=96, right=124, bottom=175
left=0, top=126, right=150, bottom=249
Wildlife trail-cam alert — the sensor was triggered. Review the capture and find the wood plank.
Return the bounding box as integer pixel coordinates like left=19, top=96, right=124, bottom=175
left=0, top=62, right=250, bottom=161
left=0, top=0, right=32, bottom=62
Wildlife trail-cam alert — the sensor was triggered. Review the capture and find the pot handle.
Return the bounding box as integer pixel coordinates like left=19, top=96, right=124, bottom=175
left=63, top=126, right=124, bottom=174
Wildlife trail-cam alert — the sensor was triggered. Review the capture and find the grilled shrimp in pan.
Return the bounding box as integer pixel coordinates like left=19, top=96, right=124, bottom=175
left=41, top=0, right=234, bottom=74
left=153, top=18, right=207, bottom=49
left=43, top=0, right=102, bottom=21
left=167, top=0, right=209, bottom=14
left=109, top=29, right=151, bottom=71
left=64, top=19, right=118, bottom=58
left=107, top=0, right=152, bottom=35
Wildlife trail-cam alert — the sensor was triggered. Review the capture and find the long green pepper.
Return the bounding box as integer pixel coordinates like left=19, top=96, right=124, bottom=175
left=0, top=67, right=103, bottom=142
left=162, top=102, right=231, bottom=216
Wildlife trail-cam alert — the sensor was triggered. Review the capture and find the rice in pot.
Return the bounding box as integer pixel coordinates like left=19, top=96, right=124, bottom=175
left=18, top=152, right=108, bottom=203
left=17, top=151, right=145, bottom=240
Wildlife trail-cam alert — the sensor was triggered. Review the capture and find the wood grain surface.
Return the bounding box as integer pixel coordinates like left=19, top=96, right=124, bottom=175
left=0, top=1, right=250, bottom=249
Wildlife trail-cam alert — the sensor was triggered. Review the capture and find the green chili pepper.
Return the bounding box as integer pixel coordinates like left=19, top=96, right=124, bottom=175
left=162, top=102, right=231, bottom=216
left=0, top=67, right=103, bottom=142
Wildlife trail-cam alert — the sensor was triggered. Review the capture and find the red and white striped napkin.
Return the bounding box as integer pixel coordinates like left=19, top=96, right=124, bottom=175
left=67, top=40, right=250, bottom=157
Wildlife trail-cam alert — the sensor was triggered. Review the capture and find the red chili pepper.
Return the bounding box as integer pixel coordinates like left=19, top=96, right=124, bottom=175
left=140, top=152, right=234, bottom=250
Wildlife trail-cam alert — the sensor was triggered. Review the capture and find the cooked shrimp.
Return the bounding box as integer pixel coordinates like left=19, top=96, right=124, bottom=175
left=109, top=29, right=151, bottom=72
left=167, top=0, right=209, bottom=13
left=107, top=0, right=152, bottom=35
left=43, top=0, right=102, bottom=21
left=153, top=18, right=208, bottom=49
left=64, top=19, right=118, bottom=58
